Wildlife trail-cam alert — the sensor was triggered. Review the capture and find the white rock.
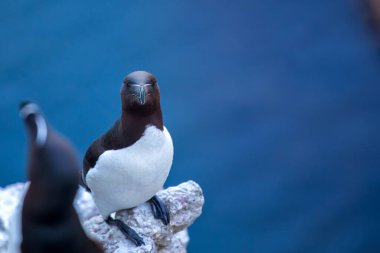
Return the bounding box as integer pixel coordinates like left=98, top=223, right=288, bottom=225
left=0, top=181, right=204, bottom=253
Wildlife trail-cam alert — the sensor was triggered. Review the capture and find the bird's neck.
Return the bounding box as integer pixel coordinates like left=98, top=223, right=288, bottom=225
left=120, top=108, right=163, bottom=131
left=120, top=108, right=163, bottom=135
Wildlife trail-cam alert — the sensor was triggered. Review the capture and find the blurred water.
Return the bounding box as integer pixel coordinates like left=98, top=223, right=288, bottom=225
left=1, top=0, right=380, bottom=252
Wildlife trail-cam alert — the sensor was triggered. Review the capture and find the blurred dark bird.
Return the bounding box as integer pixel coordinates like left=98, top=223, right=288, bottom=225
left=18, top=102, right=103, bottom=253
left=81, top=71, right=173, bottom=246
left=365, top=0, right=380, bottom=36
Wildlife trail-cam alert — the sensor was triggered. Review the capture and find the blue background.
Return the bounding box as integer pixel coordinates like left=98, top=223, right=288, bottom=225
left=1, top=0, right=380, bottom=252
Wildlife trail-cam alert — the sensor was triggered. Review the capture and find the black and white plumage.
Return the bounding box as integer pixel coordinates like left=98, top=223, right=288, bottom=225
left=81, top=71, right=173, bottom=246
left=14, top=102, right=103, bottom=253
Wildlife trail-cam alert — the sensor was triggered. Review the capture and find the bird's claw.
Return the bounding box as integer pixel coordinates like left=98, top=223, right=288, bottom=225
left=106, top=217, right=145, bottom=246
left=150, top=195, right=170, bottom=225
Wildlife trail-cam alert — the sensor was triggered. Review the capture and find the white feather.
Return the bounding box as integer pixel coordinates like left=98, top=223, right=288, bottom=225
left=85, top=125, right=173, bottom=218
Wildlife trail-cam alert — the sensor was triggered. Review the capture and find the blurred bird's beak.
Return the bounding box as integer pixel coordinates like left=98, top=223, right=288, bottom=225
left=19, top=101, right=48, bottom=147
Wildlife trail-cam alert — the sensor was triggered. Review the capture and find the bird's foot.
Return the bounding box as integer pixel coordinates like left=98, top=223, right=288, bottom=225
left=149, top=195, right=170, bottom=225
left=106, top=216, right=145, bottom=246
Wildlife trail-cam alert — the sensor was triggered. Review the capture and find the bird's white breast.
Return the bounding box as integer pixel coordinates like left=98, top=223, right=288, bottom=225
left=85, top=125, right=173, bottom=218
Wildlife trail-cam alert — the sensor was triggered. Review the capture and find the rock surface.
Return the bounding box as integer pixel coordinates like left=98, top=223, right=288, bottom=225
left=0, top=181, right=204, bottom=253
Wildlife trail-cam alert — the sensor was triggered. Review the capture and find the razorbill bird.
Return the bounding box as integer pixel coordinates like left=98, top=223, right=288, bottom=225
left=81, top=71, right=173, bottom=246
left=18, top=102, right=103, bottom=253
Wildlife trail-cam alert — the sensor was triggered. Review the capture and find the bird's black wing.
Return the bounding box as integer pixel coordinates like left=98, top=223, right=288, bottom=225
left=81, top=120, right=121, bottom=191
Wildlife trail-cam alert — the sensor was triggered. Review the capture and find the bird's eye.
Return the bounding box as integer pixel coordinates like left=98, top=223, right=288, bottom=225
left=126, top=82, right=137, bottom=88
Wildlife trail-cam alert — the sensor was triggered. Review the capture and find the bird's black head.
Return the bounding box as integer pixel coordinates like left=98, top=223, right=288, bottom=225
left=120, top=71, right=160, bottom=115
